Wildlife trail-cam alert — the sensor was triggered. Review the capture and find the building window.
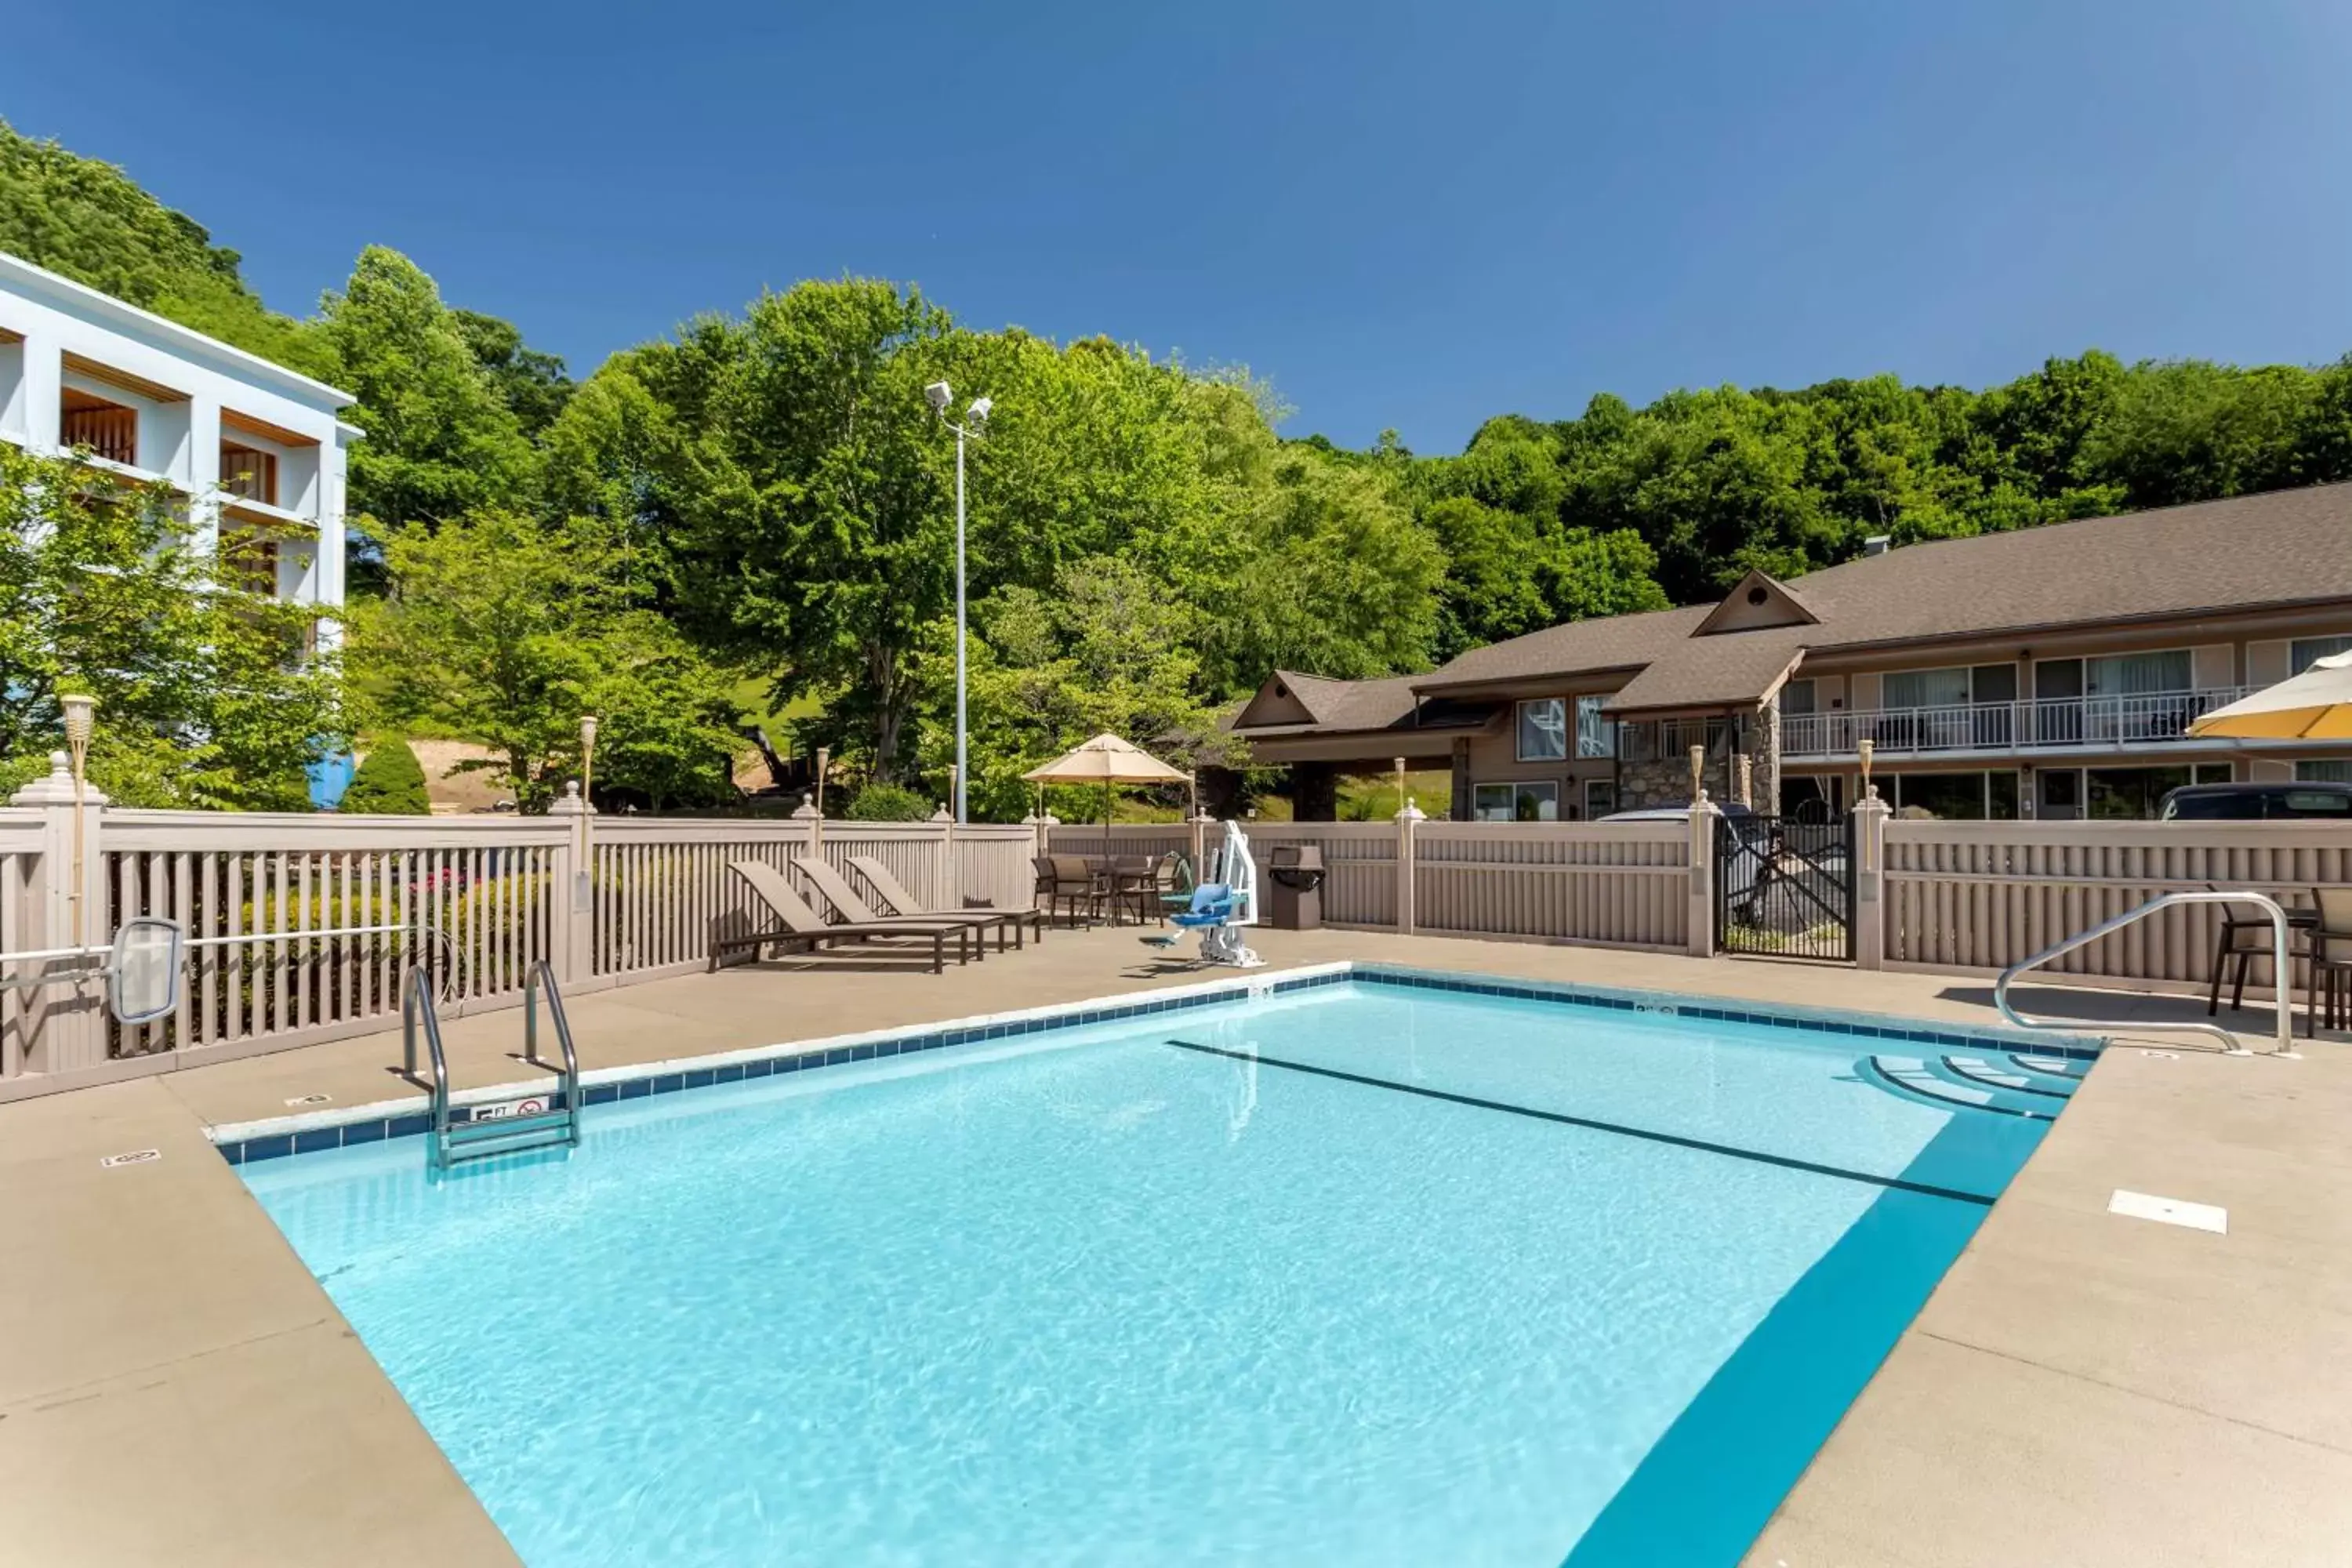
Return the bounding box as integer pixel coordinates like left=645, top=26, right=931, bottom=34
left=220, top=442, right=278, bottom=506
left=1584, top=779, right=1617, bottom=819
left=1886, top=771, right=2022, bottom=820
left=1472, top=782, right=1559, bottom=822
left=2292, top=637, right=2352, bottom=675
left=1882, top=666, right=1972, bottom=710
left=60, top=388, right=138, bottom=466
left=1573, top=695, right=1615, bottom=758
left=2296, top=760, right=2352, bottom=783
left=1516, top=699, right=1568, bottom=762
left=2085, top=650, right=2191, bottom=696
left=2086, top=765, right=2194, bottom=819
left=2196, top=763, right=2233, bottom=785
left=1778, top=679, right=1817, bottom=717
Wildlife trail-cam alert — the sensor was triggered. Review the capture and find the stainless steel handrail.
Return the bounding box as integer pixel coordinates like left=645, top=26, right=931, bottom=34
left=402, top=964, right=455, bottom=1168
left=1994, top=890, right=2296, bottom=1057
left=524, top=958, right=583, bottom=1149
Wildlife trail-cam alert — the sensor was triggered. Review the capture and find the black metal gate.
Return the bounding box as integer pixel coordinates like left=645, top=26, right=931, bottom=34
left=1716, top=814, right=1853, bottom=960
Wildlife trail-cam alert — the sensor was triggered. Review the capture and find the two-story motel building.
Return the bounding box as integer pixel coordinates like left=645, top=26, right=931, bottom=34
left=1232, top=483, right=2352, bottom=821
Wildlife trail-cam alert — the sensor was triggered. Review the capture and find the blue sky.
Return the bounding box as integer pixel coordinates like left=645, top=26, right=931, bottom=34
left=7, top=2, right=2350, bottom=452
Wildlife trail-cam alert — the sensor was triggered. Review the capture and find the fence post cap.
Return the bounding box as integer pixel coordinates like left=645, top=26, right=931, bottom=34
left=1688, top=789, right=1722, bottom=818
left=790, top=800, right=819, bottom=820
left=931, top=806, right=953, bottom=822
left=547, top=779, right=594, bottom=817
left=1395, top=801, right=1427, bottom=822
left=11, top=751, right=105, bottom=807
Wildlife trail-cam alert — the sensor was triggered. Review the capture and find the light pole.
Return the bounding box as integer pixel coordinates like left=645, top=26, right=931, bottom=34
left=924, top=381, right=992, bottom=823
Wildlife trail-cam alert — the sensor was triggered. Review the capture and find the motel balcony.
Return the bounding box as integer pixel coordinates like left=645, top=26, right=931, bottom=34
left=1778, top=687, right=2257, bottom=761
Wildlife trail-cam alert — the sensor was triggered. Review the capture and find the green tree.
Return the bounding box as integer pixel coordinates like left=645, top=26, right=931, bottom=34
left=339, top=737, right=430, bottom=815
left=0, top=444, right=343, bottom=808
left=0, top=119, right=332, bottom=378
left=354, top=510, right=740, bottom=811
left=321, top=248, right=539, bottom=532
left=452, top=308, right=575, bottom=437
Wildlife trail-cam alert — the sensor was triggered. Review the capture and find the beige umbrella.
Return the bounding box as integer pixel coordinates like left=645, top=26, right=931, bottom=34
left=2190, top=651, right=2352, bottom=741
left=1022, top=733, right=1192, bottom=853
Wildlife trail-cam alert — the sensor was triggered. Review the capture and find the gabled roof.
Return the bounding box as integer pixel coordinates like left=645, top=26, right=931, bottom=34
left=1690, top=569, right=1820, bottom=636
left=1229, top=671, right=1431, bottom=737
left=1231, top=481, right=2352, bottom=739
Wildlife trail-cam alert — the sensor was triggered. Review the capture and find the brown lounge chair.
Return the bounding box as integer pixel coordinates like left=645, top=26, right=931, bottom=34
left=710, top=860, right=973, bottom=974
left=793, top=858, right=1027, bottom=956
left=848, top=854, right=1046, bottom=948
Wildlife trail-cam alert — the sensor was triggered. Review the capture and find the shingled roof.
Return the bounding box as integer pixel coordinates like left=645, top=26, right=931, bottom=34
left=1230, top=481, right=2352, bottom=739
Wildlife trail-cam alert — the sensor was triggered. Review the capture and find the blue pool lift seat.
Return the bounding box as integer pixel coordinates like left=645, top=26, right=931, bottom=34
left=1171, top=884, right=1236, bottom=927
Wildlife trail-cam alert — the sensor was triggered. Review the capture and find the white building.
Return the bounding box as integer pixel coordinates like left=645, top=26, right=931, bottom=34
left=0, top=249, right=356, bottom=619
left=0, top=249, right=361, bottom=800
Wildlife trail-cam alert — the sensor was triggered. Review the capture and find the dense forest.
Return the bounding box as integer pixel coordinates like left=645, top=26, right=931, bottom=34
left=8, top=119, right=2352, bottom=815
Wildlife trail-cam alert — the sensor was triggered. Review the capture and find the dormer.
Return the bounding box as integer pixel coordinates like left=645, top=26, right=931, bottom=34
left=1692, top=569, right=1821, bottom=636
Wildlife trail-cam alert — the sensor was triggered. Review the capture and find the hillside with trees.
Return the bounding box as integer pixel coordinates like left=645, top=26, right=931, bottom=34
left=7, top=118, right=2352, bottom=815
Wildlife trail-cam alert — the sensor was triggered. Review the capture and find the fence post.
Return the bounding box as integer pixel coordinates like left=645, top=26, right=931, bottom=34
left=546, top=782, right=594, bottom=985
left=9, top=752, right=109, bottom=1074
left=1852, top=789, right=1890, bottom=970
left=1395, top=802, right=1423, bottom=935
left=933, top=807, right=956, bottom=908
left=1687, top=792, right=1719, bottom=959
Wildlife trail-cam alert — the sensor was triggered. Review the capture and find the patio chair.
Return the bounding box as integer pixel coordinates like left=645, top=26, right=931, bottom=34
left=1044, top=855, right=1104, bottom=926
left=2307, top=888, right=2352, bottom=1036
left=1107, top=855, right=1159, bottom=925
left=2205, top=882, right=2312, bottom=1018
left=793, top=857, right=1024, bottom=956
left=710, top=860, right=972, bottom=974
left=847, top=855, right=1044, bottom=947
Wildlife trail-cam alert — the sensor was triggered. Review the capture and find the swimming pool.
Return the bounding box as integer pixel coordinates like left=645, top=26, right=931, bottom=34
left=237, top=969, right=2082, bottom=1566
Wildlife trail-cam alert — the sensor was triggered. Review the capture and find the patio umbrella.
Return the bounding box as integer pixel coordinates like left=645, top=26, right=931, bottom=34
left=2189, top=651, right=2352, bottom=740
left=1022, top=733, right=1192, bottom=854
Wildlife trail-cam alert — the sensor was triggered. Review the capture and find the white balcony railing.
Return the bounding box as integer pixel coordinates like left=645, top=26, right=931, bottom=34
left=1780, top=687, right=2256, bottom=760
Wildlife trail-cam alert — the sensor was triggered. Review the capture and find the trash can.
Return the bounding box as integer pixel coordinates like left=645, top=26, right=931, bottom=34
left=1267, top=844, right=1326, bottom=930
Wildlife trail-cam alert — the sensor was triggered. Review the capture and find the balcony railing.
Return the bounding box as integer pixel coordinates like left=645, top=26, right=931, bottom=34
left=1780, top=688, right=2256, bottom=760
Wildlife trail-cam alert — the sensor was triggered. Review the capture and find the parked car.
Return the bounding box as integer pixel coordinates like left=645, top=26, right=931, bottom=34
left=2158, top=782, right=2352, bottom=821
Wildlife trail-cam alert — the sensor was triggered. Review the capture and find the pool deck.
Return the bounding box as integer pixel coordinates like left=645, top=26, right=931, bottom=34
left=5, top=926, right=2350, bottom=1566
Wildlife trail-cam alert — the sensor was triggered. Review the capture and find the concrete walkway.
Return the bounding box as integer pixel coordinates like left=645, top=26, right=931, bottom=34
left=4, top=926, right=2347, bottom=1566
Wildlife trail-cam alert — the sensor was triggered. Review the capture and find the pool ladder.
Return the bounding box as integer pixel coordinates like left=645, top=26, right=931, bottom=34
left=404, top=960, right=584, bottom=1170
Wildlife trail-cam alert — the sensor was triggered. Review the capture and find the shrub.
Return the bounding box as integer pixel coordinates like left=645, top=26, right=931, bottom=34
left=842, top=782, right=933, bottom=822
left=339, top=737, right=431, bottom=815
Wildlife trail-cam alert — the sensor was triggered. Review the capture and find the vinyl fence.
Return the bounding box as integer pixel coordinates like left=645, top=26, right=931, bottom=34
left=13, top=783, right=2352, bottom=1098
left=0, top=786, right=1036, bottom=1098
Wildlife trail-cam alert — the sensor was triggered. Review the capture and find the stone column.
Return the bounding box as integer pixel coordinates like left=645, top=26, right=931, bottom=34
left=1852, top=789, right=1892, bottom=969
left=1395, top=801, right=1425, bottom=935
left=10, top=752, right=110, bottom=1076
left=1753, top=699, right=1782, bottom=816
left=1686, top=791, right=1721, bottom=960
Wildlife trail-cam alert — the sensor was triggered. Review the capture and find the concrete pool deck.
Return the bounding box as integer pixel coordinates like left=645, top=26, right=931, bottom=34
left=4, top=926, right=2349, bottom=1565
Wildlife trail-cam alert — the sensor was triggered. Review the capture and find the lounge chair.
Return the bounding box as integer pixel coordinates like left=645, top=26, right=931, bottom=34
left=793, top=858, right=1026, bottom=956
left=710, top=860, right=973, bottom=974
left=847, top=854, right=1046, bottom=947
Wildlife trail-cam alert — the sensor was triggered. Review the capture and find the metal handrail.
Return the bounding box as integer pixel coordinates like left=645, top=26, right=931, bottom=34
left=1994, top=890, right=2296, bottom=1057
left=402, top=964, right=454, bottom=1167
left=524, top=958, right=580, bottom=1116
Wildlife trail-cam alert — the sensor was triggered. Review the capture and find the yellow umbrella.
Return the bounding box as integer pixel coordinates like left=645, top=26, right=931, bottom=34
left=1022, top=733, right=1192, bottom=852
left=2189, top=651, right=2352, bottom=740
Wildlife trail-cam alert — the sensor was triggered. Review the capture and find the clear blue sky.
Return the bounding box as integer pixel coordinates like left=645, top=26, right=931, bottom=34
left=7, top=2, right=2350, bottom=452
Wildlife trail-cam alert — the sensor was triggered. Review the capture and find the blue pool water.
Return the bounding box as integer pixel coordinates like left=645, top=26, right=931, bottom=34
left=241, top=978, right=2059, bottom=1566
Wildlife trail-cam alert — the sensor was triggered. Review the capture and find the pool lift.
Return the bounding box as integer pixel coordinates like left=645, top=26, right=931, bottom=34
left=1171, top=818, right=1265, bottom=969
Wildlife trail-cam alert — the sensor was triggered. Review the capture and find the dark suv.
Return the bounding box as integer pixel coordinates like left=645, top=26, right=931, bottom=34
left=2158, top=782, right=2352, bottom=820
